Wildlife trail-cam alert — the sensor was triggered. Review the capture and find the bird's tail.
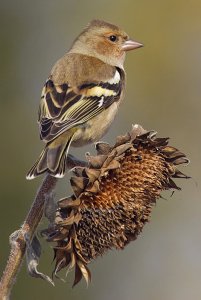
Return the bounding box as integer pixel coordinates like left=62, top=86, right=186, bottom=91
left=26, top=132, right=75, bottom=180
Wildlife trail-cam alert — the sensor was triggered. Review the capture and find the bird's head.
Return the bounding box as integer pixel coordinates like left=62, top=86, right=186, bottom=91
left=70, top=19, right=143, bottom=68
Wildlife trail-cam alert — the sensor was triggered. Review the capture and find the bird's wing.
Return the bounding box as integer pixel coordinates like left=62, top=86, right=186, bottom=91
left=39, top=66, right=124, bottom=143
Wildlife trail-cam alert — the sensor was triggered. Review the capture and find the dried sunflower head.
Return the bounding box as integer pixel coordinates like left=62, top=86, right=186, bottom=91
left=43, top=125, right=189, bottom=286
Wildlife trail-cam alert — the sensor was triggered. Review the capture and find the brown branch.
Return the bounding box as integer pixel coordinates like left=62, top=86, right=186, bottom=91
left=0, top=175, right=57, bottom=299
left=0, top=154, right=86, bottom=300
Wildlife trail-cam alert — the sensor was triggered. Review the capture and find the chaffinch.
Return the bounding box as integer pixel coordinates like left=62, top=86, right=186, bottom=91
left=26, top=19, right=143, bottom=179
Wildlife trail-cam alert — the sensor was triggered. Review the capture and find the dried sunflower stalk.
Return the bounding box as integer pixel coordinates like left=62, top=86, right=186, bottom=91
left=42, top=125, right=189, bottom=286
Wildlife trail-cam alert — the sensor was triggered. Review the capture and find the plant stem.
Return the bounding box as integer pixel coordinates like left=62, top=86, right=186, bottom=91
left=0, top=155, right=89, bottom=299
left=0, top=174, right=58, bottom=299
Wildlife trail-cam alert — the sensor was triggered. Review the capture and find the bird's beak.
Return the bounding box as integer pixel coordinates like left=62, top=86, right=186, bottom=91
left=122, top=39, right=143, bottom=51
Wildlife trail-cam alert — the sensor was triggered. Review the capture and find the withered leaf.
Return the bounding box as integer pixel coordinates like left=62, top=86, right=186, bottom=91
left=25, top=234, right=54, bottom=286
left=75, top=260, right=91, bottom=287
left=95, top=141, right=111, bottom=155
left=70, top=176, right=89, bottom=197
left=59, top=196, right=80, bottom=208
left=86, top=153, right=107, bottom=168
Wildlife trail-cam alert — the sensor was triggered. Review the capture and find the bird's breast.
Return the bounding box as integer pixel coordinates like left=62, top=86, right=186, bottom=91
left=71, top=101, right=120, bottom=147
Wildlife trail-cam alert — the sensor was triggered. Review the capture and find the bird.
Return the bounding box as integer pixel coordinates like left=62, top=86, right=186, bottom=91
left=26, top=19, right=143, bottom=180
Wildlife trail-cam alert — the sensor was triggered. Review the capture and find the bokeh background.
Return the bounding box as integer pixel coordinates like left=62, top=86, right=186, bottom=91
left=1, top=1, right=201, bottom=299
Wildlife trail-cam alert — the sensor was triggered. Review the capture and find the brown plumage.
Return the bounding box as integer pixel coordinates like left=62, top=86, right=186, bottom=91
left=26, top=20, right=143, bottom=179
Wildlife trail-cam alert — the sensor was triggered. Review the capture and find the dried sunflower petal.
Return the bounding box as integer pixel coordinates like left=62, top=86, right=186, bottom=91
left=43, top=125, right=189, bottom=286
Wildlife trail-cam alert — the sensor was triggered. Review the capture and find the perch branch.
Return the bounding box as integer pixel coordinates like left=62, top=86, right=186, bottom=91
left=0, top=154, right=86, bottom=300
left=0, top=175, right=57, bottom=299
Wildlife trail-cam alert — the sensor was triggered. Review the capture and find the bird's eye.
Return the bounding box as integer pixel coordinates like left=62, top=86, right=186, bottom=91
left=109, top=35, right=117, bottom=42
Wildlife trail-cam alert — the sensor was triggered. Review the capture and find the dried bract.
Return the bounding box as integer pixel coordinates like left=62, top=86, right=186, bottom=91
left=43, top=125, right=189, bottom=286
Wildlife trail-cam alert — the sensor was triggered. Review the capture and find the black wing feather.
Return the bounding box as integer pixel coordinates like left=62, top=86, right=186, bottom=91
left=39, top=67, right=124, bottom=142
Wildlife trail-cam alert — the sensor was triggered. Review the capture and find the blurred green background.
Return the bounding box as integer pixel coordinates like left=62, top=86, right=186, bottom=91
left=1, top=0, right=201, bottom=299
